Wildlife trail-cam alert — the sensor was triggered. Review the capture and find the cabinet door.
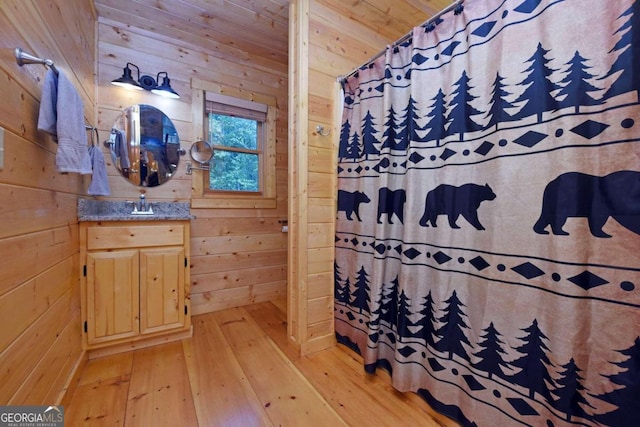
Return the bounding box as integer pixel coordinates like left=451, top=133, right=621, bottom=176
left=139, top=247, right=185, bottom=334
left=86, top=250, right=139, bottom=345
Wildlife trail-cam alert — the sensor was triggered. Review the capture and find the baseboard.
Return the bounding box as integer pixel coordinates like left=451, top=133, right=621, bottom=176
left=300, top=333, right=336, bottom=356
left=57, top=350, right=88, bottom=408
left=87, top=327, right=193, bottom=359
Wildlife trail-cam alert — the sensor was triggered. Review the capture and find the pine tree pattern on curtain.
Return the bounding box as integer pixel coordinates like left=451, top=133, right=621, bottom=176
left=335, top=0, right=640, bottom=426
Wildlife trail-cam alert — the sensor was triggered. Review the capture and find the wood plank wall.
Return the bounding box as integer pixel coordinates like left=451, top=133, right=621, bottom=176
left=290, top=0, right=433, bottom=354
left=0, top=1, right=439, bottom=401
left=0, top=0, right=96, bottom=405
left=95, top=13, right=289, bottom=315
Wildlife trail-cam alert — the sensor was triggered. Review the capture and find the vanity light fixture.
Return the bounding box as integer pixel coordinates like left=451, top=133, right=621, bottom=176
left=111, top=62, right=180, bottom=99
left=111, top=63, right=144, bottom=91
left=151, top=72, right=180, bottom=99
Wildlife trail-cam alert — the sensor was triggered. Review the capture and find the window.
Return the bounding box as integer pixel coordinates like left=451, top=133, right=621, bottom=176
left=190, top=78, right=276, bottom=209
left=205, top=96, right=267, bottom=193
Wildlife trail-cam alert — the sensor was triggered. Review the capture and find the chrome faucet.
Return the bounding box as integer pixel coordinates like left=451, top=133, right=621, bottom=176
left=131, top=194, right=153, bottom=214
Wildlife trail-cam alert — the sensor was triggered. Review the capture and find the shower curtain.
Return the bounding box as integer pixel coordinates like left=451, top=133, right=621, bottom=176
left=335, top=0, right=640, bottom=425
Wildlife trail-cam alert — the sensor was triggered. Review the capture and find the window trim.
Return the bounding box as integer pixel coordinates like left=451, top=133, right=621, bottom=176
left=190, top=78, right=277, bottom=209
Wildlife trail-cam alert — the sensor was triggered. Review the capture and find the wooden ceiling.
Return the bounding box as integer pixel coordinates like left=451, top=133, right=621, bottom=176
left=94, top=0, right=452, bottom=67
left=94, top=0, right=290, bottom=66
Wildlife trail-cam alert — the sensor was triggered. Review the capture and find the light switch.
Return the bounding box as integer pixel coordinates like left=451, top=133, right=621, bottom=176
left=0, top=127, right=4, bottom=171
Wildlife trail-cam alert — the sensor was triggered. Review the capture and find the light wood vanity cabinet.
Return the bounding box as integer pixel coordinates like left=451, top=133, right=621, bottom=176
left=80, top=220, right=192, bottom=355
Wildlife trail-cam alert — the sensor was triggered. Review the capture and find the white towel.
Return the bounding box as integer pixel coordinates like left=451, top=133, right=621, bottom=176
left=116, top=129, right=130, bottom=169
left=108, top=129, right=131, bottom=171
left=37, top=69, right=93, bottom=174
left=87, top=145, right=111, bottom=196
left=37, top=69, right=58, bottom=137
left=108, top=131, right=118, bottom=165
left=55, top=71, right=92, bottom=174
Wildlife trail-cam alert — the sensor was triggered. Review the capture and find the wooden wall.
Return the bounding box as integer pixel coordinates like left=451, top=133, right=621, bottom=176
left=95, top=12, right=289, bottom=315
left=0, top=1, right=443, bottom=403
left=0, top=0, right=289, bottom=405
left=0, top=0, right=95, bottom=405
left=289, top=0, right=434, bottom=354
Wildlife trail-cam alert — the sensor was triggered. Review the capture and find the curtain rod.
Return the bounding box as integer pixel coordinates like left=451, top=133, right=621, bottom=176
left=338, top=0, right=465, bottom=84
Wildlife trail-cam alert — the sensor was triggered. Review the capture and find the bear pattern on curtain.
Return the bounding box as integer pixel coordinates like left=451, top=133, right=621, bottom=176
left=335, top=0, right=640, bottom=425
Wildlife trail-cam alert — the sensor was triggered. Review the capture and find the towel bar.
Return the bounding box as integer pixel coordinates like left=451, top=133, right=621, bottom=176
left=15, top=47, right=59, bottom=75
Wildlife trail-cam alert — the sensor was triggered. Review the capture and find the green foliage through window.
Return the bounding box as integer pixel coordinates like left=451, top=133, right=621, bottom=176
left=208, top=114, right=258, bottom=150
left=209, top=151, right=259, bottom=191
left=207, top=113, right=261, bottom=192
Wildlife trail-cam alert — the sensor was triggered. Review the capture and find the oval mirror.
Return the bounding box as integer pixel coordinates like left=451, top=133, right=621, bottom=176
left=190, top=140, right=214, bottom=166
left=109, top=104, right=180, bottom=187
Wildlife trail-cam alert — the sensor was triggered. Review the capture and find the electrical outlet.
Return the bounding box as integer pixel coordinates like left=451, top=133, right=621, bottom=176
left=0, top=127, right=4, bottom=171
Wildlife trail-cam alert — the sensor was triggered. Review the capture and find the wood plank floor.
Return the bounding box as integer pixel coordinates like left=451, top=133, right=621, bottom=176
left=66, top=300, right=459, bottom=426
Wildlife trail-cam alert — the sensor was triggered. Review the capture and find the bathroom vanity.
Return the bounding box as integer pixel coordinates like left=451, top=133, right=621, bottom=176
left=78, top=199, right=193, bottom=357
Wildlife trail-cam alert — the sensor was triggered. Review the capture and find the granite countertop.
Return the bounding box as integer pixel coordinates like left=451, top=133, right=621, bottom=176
left=78, top=198, right=194, bottom=221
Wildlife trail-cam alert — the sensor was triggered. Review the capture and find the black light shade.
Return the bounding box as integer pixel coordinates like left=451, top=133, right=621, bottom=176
left=151, top=72, right=180, bottom=99
left=111, top=63, right=143, bottom=91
